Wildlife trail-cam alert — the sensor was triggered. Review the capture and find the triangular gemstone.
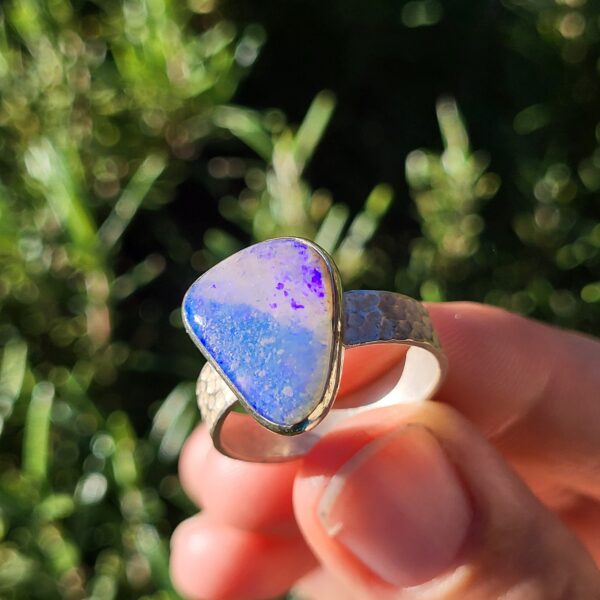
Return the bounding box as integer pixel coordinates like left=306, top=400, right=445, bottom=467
left=183, top=238, right=338, bottom=429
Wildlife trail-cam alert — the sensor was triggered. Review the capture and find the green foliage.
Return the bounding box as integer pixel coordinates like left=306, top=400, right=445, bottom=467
left=395, top=1, right=599, bottom=327
left=0, top=0, right=258, bottom=597
left=0, top=0, right=598, bottom=598
left=405, top=97, right=501, bottom=302
left=208, top=90, right=393, bottom=279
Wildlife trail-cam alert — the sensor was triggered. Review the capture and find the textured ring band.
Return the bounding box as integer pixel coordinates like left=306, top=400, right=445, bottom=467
left=183, top=238, right=446, bottom=462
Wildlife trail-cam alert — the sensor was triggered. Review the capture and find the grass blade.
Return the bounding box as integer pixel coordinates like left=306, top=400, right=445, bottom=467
left=0, top=339, right=28, bottom=435
left=99, top=154, right=167, bottom=250
left=22, top=381, right=54, bottom=484
left=292, top=90, right=336, bottom=173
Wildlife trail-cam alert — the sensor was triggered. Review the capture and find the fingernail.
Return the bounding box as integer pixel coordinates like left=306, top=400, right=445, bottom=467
left=318, top=425, right=473, bottom=587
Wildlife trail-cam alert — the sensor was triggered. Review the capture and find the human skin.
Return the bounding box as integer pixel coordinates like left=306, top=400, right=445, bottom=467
left=170, top=302, right=600, bottom=599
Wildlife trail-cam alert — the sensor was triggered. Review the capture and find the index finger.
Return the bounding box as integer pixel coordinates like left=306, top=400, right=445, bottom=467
left=426, top=302, right=600, bottom=500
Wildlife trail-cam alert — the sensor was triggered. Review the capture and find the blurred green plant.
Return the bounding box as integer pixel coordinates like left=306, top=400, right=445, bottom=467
left=405, top=97, right=501, bottom=302
left=206, top=90, right=393, bottom=280
left=397, top=3, right=599, bottom=328
left=0, top=0, right=263, bottom=597
left=499, top=0, right=598, bottom=326
left=0, top=0, right=599, bottom=598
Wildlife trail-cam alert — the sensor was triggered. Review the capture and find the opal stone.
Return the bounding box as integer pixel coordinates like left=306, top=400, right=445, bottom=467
left=183, top=238, right=336, bottom=429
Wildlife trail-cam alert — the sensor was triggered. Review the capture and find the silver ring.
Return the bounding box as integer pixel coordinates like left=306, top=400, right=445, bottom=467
left=182, top=237, right=446, bottom=462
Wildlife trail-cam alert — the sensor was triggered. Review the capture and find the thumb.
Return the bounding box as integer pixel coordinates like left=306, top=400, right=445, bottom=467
left=293, top=403, right=600, bottom=599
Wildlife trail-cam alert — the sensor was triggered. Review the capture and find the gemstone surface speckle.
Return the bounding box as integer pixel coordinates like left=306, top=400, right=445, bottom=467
left=183, top=238, right=336, bottom=428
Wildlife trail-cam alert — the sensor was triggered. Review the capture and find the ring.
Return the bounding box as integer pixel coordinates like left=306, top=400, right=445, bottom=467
left=182, top=237, right=447, bottom=462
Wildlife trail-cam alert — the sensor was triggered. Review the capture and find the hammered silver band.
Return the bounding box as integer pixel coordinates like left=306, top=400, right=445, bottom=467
left=196, top=290, right=446, bottom=462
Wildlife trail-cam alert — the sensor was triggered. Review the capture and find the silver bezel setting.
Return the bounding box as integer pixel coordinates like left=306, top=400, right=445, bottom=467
left=182, top=236, right=345, bottom=437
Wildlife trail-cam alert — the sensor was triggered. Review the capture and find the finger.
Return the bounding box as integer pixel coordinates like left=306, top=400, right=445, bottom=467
left=170, top=514, right=316, bottom=600
left=292, top=567, right=362, bottom=600
left=427, top=302, right=600, bottom=498
left=294, top=402, right=600, bottom=599
left=178, top=346, right=407, bottom=533
left=179, top=343, right=409, bottom=530
left=561, top=498, right=600, bottom=565
left=179, top=425, right=301, bottom=533
left=178, top=424, right=212, bottom=507
left=338, top=344, right=408, bottom=398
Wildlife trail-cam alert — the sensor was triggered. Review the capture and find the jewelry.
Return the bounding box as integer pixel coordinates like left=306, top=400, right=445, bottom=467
left=183, top=237, right=446, bottom=462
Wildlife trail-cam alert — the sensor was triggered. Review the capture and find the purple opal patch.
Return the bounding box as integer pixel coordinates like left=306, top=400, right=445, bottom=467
left=182, top=238, right=336, bottom=428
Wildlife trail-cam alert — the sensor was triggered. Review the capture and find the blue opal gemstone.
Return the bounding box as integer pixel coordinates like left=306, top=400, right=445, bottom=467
left=183, top=238, right=336, bottom=429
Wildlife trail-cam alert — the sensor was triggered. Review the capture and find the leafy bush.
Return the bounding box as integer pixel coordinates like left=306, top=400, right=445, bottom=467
left=0, top=0, right=597, bottom=598
left=0, top=1, right=257, bottom=597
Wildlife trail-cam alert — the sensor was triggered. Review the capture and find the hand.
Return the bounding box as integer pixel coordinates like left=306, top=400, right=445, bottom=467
left=169, top=302, right=600, bottom=599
